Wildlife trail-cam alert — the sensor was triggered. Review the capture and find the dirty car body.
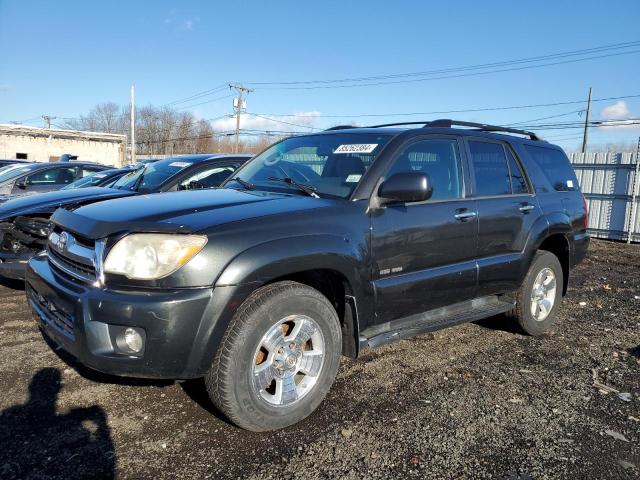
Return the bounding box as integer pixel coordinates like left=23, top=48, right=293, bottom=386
left=27, top=121, right=588, bottom=376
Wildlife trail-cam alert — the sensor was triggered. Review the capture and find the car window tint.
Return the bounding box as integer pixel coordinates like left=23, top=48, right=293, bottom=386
left=179, top=165, right=237, bottom=189
left=506, top=148, right=529, bottom=194
left=524, top=145, right=579, bottom=192
left=27, top=167, right=77, bottom=185
left=386, top=139, right=462, bottom=200
left=469, top=141, right=511, bottom=196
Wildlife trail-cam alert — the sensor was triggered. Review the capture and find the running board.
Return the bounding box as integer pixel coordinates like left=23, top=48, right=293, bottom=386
left=360, top=295, right=515, bottom=350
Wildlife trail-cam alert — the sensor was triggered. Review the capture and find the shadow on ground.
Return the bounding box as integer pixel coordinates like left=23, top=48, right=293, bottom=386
left=0, top=368, right=115, bottom=480
left=0, top=276, right=24, bottom=291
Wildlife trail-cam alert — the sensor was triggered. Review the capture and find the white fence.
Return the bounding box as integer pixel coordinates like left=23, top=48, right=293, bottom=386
left=571, top=152, right=640, bottom=243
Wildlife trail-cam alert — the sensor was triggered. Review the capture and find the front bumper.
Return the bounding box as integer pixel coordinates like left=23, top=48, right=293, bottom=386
left=0, top=252, right=34, bottom=280
left=25, top=256, right=251, bottom=379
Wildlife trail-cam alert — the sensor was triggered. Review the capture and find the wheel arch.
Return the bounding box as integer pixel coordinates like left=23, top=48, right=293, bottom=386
left=214, top=235, right=370, bottom=358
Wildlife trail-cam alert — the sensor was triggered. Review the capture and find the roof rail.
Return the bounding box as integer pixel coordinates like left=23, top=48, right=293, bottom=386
left=425, top=119, right=541, bottom=141
left=324, top=125, right=357, bottom=131
left=362, top=119, right=542, bottom=141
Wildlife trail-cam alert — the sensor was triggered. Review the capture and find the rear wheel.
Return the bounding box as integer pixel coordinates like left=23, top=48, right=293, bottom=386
left=205, top=281, right=342, bottom=431
left=510, top=251, right=563, bottom=336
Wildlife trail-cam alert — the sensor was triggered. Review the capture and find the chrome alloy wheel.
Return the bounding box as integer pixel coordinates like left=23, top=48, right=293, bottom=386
left=530, top=267, right=557, bottom=322
left=252, top=314, right=325, bottom=407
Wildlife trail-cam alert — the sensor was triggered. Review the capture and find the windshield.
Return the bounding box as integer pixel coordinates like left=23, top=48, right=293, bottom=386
left=61, top=171, right=115, bottom=190
left=111, top=158, right=196, bottom=193
left=227, top=133, right=392, bottom=198
left=0, top=164, right=38, bottom=184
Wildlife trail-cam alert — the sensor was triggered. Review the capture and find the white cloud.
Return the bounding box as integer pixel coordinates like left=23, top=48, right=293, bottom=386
left=164, top=10, right=198, bottom=31
left=599, top=101, right=639, bottom=130
left=211, top=111, right=321, bottom=133
left=601, top=101, right=631, bottom=120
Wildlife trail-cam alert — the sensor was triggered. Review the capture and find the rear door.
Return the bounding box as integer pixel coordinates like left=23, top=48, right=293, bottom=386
left=465, top=138, right=542, bottom=296
left=371, top=136, right=478, bottom=324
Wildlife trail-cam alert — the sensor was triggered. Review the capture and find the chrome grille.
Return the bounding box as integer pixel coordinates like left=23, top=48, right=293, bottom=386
left=47, top=231, right=97, bottom=283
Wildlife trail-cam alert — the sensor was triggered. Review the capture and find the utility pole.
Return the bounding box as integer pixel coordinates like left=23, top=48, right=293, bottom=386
left=130, top=85, right=136, bottom=164
left=581, top=87, right=592, bottom=154
left=42, top=115, right=56, bottom=129
left=229, top=83, right=253, bottom=153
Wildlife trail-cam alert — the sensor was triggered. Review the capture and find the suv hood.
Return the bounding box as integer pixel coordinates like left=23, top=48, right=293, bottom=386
left=0, top=187, right=135, bottom=220
left=52, top=188, right=337, bottom=239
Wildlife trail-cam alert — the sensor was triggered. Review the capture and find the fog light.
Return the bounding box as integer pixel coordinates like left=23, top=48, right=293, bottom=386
left=124, top=327, right=144, bottom=353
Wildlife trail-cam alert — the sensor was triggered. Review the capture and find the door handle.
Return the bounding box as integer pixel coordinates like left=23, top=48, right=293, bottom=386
left=454, top=211, right=477, bottom=221
left=519, top=204, right=535, bottom=213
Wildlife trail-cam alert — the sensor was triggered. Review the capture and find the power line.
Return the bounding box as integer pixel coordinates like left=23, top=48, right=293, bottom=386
left=247, top=113, right=318, bottom=130
left=252, top=93, right=640, bottom=119
left=247, top=45, right=640, bottom=90
left=161, top=83, right=229, bottom=107
left=248, top=40, right=640, bottom=86
left=505, top=109, right=586, bottom=127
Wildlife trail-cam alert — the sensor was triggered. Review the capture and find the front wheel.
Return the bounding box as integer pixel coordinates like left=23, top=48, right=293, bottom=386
left=510, top=251, right=563, bottom=336
left=205, top=281, right=342, bottom=431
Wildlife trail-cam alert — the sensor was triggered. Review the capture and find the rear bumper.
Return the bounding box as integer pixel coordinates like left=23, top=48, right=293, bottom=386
left=25, top=256, right=252, bottom=379
left=571, top=231, right=590, bottom=268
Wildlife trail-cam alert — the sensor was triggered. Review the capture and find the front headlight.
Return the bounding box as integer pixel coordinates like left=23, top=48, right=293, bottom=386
left=104, top=233, right=207, bottom=280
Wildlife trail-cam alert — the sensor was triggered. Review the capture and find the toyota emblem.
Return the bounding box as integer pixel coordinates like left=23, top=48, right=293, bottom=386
left=57, top=232, right=69, bottom=252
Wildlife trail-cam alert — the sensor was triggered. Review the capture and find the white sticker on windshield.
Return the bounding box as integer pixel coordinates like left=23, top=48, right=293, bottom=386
left=333, top=144, right=378, bottom=154
left=566, top=180, right=574, bottom=188
left=169, top=162, right=192, bottom=168
left=346, top=174, right=362, bottom=183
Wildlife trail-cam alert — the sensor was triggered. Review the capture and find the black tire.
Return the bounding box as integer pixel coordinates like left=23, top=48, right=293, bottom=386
left=205, top=281, right=342, bottom=431
left=510, top=251, right=563, bottom=336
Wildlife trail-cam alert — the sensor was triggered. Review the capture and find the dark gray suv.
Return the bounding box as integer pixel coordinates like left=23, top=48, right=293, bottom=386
left=26, top=120, right=589, bottom=431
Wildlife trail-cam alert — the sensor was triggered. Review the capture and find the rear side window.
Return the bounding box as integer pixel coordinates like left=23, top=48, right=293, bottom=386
left=524, top=145, right=578, bottom=191
left=468, top=141, right=511, bottom=196
left=26, top=167, right=77, bottom=185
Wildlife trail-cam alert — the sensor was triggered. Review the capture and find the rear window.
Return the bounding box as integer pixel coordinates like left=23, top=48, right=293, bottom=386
left=524, top=145, right=578, bottom=192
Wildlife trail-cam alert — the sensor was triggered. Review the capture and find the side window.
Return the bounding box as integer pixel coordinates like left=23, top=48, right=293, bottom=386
left=468, top=141, right=511, bottom=196
left=81, top=167, right=102, bottom=177
left=524, top=145, right=578, bottom=192
left=386, top=139, right=462, bottom=201
left=179, top=164, right=237, bottom=190
left=506, top=147, right=529, bottom=194
left=26, top=167, right=77, bottom=185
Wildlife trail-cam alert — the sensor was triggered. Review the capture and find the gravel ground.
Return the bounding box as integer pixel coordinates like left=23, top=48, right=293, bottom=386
left=0, top=239, right=638, bottom=479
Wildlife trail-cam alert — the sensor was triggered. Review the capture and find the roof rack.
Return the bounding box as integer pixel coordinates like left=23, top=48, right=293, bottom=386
left=363, top=119, right=541, bottom=141
left=426, top=119, right=541, bottom=141
left=324, top=125, right=357, bottom=131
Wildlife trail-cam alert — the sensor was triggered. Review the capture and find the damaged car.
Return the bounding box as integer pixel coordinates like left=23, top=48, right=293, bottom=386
left=0, top=154, right=250, bottom=280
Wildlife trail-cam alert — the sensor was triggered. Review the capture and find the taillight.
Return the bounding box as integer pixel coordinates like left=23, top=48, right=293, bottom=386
left=581, top=193, right=589, bottom=229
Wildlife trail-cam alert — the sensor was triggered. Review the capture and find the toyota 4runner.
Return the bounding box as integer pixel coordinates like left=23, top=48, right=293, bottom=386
left=25, top=119, right=589, bottom=431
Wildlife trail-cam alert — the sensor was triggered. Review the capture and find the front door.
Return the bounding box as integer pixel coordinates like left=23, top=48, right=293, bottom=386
left=371, top=136, right=478, bottom=324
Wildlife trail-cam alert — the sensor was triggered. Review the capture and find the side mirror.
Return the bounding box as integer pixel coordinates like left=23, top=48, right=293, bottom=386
left=15, top=179, right=27, bottom=189
left=378, top=172, right=432, bottom=205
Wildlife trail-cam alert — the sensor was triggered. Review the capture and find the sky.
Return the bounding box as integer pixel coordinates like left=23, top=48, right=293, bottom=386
left=1, top=0, right=640, bottom=150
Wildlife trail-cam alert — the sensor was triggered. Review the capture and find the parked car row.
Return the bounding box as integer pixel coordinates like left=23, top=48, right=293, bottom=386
left=5, top=121, right=589, bottom=433
left=0, top=154, right=250, bottom=279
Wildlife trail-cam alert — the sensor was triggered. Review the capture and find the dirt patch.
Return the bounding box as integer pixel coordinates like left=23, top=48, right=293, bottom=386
left=0, top=239, right=638, bottom=479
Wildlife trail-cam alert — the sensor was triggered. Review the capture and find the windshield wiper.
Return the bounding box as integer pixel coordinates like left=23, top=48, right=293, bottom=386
left=131, top=170, right=146, bottom=192
left=231, top=177, right=255, bottom=190
left=267, top=176, right=319, bottom=198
